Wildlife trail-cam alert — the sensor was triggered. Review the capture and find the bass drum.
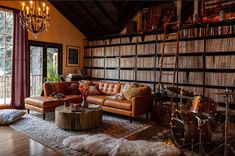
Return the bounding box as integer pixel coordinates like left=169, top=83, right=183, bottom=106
left=171, top=110, right=211, bottom=148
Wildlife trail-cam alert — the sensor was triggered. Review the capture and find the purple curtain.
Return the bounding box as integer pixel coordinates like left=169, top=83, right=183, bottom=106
left=10, top=10, right=29, bottom=109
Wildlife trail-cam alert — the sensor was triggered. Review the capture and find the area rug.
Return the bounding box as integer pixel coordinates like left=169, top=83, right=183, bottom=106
left=10, top=112, right=151, bottom=156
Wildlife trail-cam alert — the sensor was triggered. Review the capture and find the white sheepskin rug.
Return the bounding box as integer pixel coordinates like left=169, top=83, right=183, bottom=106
left=62, top=134, right=181, bottom=156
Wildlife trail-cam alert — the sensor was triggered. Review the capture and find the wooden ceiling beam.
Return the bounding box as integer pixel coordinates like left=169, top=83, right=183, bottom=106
left=118, top=1, right=129, bottom=13
left=77, top=1, right=108, bottom=35
left=93, top=1, right=118, bottom=30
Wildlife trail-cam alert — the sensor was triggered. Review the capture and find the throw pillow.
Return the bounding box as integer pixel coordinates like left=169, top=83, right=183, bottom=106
left=121, top=83, right=130, bottom=93
left=123, top=85, right=151, bottom=101
left=47, top=83, right=56, bottom=95
left=67, top=83, right=80, bottom=95
left=0, top=109, right=26, bottom=125
left=89, top=85, right=101, bottom=95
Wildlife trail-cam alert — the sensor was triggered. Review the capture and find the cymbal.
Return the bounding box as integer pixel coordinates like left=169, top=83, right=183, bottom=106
left=213, top=92, right=235, bottom=96
left=167, top=87, right=195, bottom=97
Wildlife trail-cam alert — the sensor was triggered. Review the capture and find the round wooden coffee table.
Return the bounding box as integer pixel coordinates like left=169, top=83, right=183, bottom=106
left=55, top=105, right=102, bottom=130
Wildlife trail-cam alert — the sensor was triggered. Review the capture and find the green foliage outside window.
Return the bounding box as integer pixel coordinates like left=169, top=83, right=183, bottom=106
left=45, top=62, right=61, bottom=82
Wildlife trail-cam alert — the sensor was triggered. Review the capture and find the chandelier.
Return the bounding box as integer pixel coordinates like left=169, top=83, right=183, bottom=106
left=19, top=1, right=50, bottom=38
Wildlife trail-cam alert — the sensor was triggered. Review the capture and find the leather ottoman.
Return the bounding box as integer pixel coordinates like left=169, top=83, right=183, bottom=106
left=25, top=96, right=64, bottom=120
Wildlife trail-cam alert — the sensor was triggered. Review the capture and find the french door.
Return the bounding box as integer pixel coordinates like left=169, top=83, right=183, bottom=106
left=29, top=41, right=62, bottom=96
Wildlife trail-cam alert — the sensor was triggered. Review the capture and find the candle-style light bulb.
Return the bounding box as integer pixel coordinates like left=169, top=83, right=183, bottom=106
left=30, top=1, right=33, bottom=9
left=42, top=3, right=45, bottom=11
left=38, top=8, right=41, bottom=16
left=26, top=6, right=29, bottom=15
left=46, top=6, right=49, bottom=15
left=22, top=2, right=25, bottom=11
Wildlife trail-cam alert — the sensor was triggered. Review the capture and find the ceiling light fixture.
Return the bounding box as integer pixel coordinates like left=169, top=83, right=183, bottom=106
left=19, top=1, right=50, bottom=39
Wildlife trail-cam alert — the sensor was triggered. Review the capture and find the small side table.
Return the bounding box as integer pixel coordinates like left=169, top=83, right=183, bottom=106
left=55, top=105, right=102, bottom=130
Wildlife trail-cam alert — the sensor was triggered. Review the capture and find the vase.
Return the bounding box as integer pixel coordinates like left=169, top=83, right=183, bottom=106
left=81, top=99, right=88, bottom=108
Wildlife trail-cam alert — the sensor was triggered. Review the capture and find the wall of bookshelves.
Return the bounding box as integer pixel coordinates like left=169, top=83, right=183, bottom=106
left=84, top=21, right=235, bottom=103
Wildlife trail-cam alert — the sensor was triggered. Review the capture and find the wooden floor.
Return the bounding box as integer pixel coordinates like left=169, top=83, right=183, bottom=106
left=1, top=122, right=234, bottom=156
left=0, top=126, right=61, bottom=156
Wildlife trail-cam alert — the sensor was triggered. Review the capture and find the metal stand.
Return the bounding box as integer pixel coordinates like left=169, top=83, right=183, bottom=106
left=208, top=94, right=235, bottom=156
left=193, top=115, right=208, bottom=156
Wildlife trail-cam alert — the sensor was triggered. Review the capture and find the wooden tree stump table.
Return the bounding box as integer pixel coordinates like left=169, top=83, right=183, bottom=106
left=55, top=105, right=102, bottom=130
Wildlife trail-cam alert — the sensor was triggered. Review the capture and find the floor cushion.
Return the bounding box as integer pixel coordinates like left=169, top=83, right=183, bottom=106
left=0, top=109, right=26, bottom=125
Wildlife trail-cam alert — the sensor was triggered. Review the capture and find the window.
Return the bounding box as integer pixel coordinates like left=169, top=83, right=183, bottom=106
left=0, top=9, right=13, bottom=105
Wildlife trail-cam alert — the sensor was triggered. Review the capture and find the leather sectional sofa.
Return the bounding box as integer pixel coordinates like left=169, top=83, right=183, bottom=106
left=25, top=81, right=153, bottom=121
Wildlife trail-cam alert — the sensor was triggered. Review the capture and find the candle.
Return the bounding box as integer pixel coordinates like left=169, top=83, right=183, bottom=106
left=30, top=1, right=33, bottom=9
left=38, top=8, right=41, bottom=16
left=22, top=2, right=25, bottom=11
left=26, top=6, right=29, bottom=15
left=42, top=3, right=45, bottom=11
left=46, top=6, right=49, bottom=15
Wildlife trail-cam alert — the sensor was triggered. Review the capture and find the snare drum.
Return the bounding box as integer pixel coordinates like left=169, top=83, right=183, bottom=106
left=171, top=110, right=211, bottom=147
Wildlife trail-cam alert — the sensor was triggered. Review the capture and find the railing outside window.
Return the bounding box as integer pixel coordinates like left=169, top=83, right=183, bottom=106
left=0, top=75, right=42, bottom=103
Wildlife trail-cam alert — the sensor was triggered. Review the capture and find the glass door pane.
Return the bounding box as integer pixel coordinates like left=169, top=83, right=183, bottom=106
left=30, top=46, right=43, bottom=96
left=47, top=47, right=59, bottom=79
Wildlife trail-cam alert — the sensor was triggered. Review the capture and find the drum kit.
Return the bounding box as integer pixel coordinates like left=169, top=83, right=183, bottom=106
left=167, top=87, right=235, bottom=156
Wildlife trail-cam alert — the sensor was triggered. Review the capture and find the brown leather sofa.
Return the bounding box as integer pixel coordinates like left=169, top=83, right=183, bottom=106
left=25, top=81, right=153, bottom=121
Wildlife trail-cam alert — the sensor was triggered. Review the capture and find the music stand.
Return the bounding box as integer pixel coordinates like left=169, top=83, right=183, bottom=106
left=208, top=91, right=235, bottom=156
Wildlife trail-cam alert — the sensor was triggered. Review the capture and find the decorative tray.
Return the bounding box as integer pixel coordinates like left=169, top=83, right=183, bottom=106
left=71, top=108, right=85, bottom=112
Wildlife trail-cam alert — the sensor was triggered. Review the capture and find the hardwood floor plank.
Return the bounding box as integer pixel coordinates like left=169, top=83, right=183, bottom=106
left=0, top=126, right=61, bottom=156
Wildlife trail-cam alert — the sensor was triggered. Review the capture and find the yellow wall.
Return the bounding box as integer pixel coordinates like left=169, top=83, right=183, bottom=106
left=0, top=1, right=85, bottom=75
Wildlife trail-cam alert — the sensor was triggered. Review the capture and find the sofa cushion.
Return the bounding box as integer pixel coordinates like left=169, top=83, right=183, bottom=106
left=123, top=85, right=151, bottom=101
left=104, top=99, right=132, bottom=111
left=25, top=96, right=64, bottom=109
left=97, top=82, right=121, bottom=95
left=86, top=95, right=108, bottom=105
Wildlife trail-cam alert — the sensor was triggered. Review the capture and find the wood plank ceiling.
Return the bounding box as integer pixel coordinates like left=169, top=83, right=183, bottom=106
left=49, top=1, right=167, bottom=38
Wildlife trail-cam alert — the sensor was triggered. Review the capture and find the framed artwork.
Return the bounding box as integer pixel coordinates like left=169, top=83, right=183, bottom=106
left=66, top=46, right=80, bottom=67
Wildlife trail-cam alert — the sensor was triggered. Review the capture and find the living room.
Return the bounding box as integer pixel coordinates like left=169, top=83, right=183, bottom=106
left=0, top=1, right=235, bottom=156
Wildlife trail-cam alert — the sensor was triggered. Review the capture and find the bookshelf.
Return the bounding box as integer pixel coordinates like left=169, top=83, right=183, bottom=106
left=84, top=21, right=235, bottom=103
